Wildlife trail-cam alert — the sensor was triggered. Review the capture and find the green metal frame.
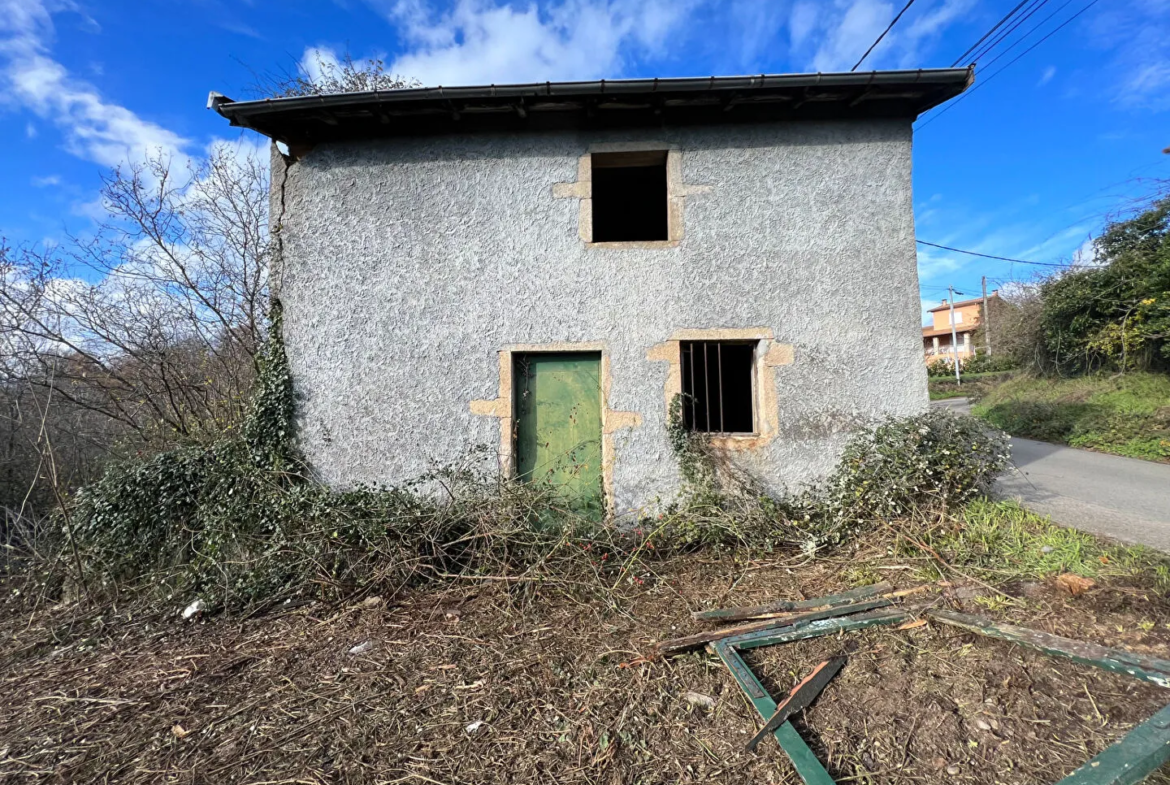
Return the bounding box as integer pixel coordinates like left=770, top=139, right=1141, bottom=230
left=925, top=610, right=1170, bottom=785
left=710, top=608, right=912, bottom=785
left=706, top=606, right=1170, bottom=785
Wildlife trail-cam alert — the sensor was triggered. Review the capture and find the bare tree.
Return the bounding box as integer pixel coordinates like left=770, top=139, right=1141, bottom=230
left=0, top=142, right=269, bottom=455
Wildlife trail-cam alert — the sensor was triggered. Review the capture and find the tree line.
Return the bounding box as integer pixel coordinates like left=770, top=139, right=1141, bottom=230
left=979, top=188, right=1169, bottom=376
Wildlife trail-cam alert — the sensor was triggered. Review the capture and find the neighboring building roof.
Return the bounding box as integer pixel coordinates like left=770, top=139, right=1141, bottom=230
left=927, top=293, right=998, bottom=313
left=208, top=69, right=973, bottom=145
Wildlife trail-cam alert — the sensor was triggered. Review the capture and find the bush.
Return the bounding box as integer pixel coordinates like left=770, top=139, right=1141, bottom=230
left=57, top=315, right=1012, bottom=611
left=928, top=353, right=1016, bottom=378
left=964, top=353, right=1017, bottom=374
left=815, top=408, right=1010, bottom=541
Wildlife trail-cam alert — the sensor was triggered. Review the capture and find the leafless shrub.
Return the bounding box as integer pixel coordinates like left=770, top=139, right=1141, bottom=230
left=256, top=51, right=418, bottom=98
left=0, top=143, right=269, bottom=517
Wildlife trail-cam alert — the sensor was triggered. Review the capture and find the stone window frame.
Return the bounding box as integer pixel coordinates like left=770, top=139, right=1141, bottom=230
left=469, top=342, right=641, bottom=515
left=648, top=329, right=795, bottom=451
left=552, top=143, right=711, bottom=248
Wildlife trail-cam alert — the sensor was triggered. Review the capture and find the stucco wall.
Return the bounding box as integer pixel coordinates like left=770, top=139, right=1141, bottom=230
left=274, top=120, right=929, bottom=512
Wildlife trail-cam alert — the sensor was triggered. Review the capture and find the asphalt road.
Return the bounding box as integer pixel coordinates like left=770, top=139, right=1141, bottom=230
left=932, top=397, right=1170, bottom=552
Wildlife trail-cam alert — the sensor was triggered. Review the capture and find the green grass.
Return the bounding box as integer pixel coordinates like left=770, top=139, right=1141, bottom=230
left=923, top=499, right=1170, bottom=591
left=973, top=372, right=1170, bottom=462
left=928, top=371, right=1015, bottom=402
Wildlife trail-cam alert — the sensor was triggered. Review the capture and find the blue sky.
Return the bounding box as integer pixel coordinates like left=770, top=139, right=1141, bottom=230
left=2, top=0, right=1168, bottom=318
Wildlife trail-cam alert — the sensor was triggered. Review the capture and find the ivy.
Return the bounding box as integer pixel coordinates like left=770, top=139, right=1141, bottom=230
left=665, top=394, right=717, bottom=496
left=64, top=307, right=1010, bottom=611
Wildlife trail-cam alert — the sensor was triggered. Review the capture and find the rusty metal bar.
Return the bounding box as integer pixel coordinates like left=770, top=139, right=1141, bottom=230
left=683, top=343, right=692, bottom=430
left=703, top=342, right=711, bottom=432
left=717, top=342, right=724, bottom=433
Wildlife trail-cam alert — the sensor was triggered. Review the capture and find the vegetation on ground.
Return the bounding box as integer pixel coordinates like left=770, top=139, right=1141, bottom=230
left=930, top=498, right=1170, bottom=590
left=12, top=320, right=1009, bottom=613
left=981, top=194, right=1169, bottom=376
left=927, top=370, right=1015, bottom=401
left=974, top=371, right=1170, bottom=461
left=4, top=495, right=1170, bottom=785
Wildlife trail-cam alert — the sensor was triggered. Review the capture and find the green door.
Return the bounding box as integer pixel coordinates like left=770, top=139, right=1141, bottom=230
left=513, top=353, right=604, bottom=519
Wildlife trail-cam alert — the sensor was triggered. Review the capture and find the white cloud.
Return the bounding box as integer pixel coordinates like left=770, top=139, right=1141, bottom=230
left=0, top=0, right=191, bottom=172
left=299, top=45, right=345, bottom=84
left=1070, top=236, right=1101, bottom=267
left=788, top=0, right=972, bottom=73
left=374, top=0, right=697, bottom=86
left=1037, top=65, right=1056, bottom=86
left=1088, top=0, right=1170, bottom=110
left=25, top=120, right=36, bottom=137
left=31, top=174, right=61, bottom=187
left=812, top=0, right=892, bottom=72
left=1120, top=62, right=1170, bottom=107
left=789, top=2, right=817, bottom=51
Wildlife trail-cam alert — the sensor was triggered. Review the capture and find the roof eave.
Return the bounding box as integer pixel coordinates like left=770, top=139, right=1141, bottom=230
left=210, top=68, right=974, bottom=144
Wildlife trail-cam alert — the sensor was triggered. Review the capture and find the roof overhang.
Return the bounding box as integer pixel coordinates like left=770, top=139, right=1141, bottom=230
left=209, top=69, right=973, bottom=145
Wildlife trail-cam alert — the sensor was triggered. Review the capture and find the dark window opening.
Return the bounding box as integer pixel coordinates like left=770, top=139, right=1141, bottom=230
left=680, top=341, right=756, bottom=434
left=591, top=151, right=668, bottom=242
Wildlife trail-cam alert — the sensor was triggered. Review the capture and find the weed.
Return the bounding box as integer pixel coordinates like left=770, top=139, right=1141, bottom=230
left=928, top=499, right=1170, bottom=591
left=975, top=372, right=1170, bottom=462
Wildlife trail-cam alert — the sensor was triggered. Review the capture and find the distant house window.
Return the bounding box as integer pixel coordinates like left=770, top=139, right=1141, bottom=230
left=949, top=312, right=963, bottom=325
left=591, top=151, right=668, bottom=242
left=679, top=341, right=756, bottom=433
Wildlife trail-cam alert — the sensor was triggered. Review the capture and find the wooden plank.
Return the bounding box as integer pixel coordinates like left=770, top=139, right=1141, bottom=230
left=727, top=607, right=913, bottom=651
left=746, top=656, right=847, bottom=752
left=692, top=582, right=894, bottom=622
left=927, top=610, right=1170, bottom=688
left=657, top=599, right=892, bottom=655
left=711, top=641, right=836, bottom=785
left=1055, top=702, right=1170, bottom=785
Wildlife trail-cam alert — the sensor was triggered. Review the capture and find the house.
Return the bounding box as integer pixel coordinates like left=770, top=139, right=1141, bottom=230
left=211, top=69, right=972, bottom=515
left=922, top=293, right=998, bottom=364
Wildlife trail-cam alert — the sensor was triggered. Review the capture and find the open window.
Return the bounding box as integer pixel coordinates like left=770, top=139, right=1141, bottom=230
left=679, top=341, right=756, bottom=434
left=591, top=151, right=668, bottom=242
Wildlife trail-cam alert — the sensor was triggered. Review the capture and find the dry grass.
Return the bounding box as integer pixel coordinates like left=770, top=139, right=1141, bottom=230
left=3, top=520, right=1170, bottom=785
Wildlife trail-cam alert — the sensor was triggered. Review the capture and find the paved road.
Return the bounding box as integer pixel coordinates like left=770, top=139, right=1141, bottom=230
left=931, top=398, right=1170, bottom=552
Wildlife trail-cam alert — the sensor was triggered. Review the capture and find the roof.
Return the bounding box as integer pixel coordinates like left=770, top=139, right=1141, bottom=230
left=922, top=325, right=976, bottom=338
left=927, top=293, right=998, bottom=313
left=209, top=69, right=973, bottom=145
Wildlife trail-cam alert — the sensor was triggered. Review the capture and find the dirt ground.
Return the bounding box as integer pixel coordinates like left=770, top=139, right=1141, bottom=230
left=2, top=551, right=1170, bottom=784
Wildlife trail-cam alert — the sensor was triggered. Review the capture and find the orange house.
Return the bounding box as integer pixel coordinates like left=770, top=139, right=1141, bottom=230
left=923, top=293, right=997, bottom=364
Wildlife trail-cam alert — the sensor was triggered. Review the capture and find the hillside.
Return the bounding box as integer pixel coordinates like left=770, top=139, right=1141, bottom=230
left=974, top=372, right=1170, bottom=462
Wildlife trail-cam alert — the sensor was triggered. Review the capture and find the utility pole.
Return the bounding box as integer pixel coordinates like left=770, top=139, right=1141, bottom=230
left=949, top=286, right=961, bottom=385
left=982, top=276, right=992, bottom=356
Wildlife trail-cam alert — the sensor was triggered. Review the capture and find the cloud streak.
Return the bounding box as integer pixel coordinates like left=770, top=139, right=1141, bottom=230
left=0, top=0, right=191, bottom=171
left=788, top=0, right=973, bottom=73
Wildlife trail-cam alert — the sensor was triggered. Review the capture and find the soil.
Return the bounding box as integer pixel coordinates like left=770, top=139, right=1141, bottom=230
left=2, top=553, right=1169, bottom=784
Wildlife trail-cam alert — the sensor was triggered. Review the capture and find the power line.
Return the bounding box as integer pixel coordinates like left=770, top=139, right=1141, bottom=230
left=949, top=0, right=1031, bottom=66
left=966, top=0, right=1051, bottom=64
left=979, top=0, right=1075, bottom=71
left=852, top=0, right=918, bottom=71
left=916, top=240, right=1070, bottom=267
left=918, top=0, right=1102, bottom=130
